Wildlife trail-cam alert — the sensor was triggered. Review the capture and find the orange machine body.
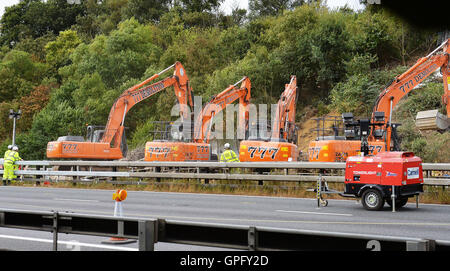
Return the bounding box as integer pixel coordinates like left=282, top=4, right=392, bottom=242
left=308, top=139, right=385, bottom=162
left=46, top=141, right=123, bottom=159
left=145, top=77, right=251, bottom=161
left=47, top=62, right=193, bottom=160
left=145, top=141, right=211, bottom=161
left=240, top=76, right=298, bottom=162
left=239, top=140, right=298, bottom=162
left=309, top=39, right=450, bottom=162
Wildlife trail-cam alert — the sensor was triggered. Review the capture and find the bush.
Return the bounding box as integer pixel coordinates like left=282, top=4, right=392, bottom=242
left=329, top=74, right=380, bottom=115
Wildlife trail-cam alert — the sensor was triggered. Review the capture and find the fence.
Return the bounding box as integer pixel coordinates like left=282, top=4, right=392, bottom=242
left=0, top=160, right=449, bottom=186
left=0, top=208, right=449, bottom=251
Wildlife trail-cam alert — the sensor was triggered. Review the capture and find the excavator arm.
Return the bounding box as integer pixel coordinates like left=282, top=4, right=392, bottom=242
left=47, top=61, right=193, bottom=160
left=271, top=75, right=298, bottom=142
left=194, top=77, right=251, bottom=143
left=144, top=76, right=250, bottom=162
left=371, top=38, right=450, bottom=150
left=102, top=61, right=193, bottom=149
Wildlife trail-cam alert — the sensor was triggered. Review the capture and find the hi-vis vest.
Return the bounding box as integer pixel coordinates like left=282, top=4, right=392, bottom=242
left=4, top=151, right=19, bottom=165
left=4, top=150, right=11, bottom=159
left=220, top=149, right=239, bottom=162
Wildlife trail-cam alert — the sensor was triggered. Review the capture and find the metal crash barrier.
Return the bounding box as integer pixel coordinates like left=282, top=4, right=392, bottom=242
left=0, top=160, right=448, bottom=186
left=0, top=208, right=449, bottom=251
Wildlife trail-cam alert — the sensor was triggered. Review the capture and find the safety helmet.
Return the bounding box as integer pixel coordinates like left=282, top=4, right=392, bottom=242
left=224, top=143, right=230, bottom=149
left=12, top=146, right=18, bottom=151
left=7, top=145, right=13, bottom=150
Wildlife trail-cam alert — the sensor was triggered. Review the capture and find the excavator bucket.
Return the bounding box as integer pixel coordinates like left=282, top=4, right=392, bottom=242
left=415, top=109, right=449, bottom=131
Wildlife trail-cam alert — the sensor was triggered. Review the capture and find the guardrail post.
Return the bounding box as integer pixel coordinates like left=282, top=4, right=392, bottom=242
left=317, top=174, right=322, bottom=208
left=248, top=226, right=258, bottom=251
left=139, top=220, right=157, bottom=251
left=52, top=212, right=58, bottom=251
left=112, top=166, right=117, bottom=182
left=155, top=167, right=161, bottom=182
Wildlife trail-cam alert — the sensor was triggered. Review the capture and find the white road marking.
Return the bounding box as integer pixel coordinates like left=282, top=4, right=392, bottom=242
left=53, top=198, right=100, bottom=203
left=275, top=209, right=353, bottom=217
left=0, top=234, right=137, bottom=251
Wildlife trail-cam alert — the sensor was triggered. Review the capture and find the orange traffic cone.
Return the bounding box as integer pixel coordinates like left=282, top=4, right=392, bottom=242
left=102, top=190, right=136, bottom=245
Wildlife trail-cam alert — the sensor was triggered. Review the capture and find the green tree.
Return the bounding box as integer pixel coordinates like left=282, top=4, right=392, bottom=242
left=45, top=30, right=82, bottom=79
left=248, top=0, right=307, bottom=19
left=17, top=101, right=85, bottom=160
left=0, top=0, right=85, bottom=47
left=121, top=0, right=171, bottom=23
left=178, top=0, right=224, bottom=13
left=0, top=50, right=48, bottom=102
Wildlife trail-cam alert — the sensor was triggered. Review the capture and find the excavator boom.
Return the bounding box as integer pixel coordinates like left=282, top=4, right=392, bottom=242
left=145, top=77, right=251, bottom=161
left=271, top=76, right=298, bottom=141
left=46, top=62, right=193, bottom=160
left=239, top=76, right=298, bottom=162
left=308, top=39, right=450, bottom=162
left=194, top=77, right=251, bottom=143
left=373, top=38, right=449, bottom=149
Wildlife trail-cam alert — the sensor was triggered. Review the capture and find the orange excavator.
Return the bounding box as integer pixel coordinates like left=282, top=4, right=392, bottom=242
left=46, top=62, right=194, bottom=160
left=239, top=75, right=298, bottom=162
left=308, top=38, right=450, bottom=162
left=144, top=77, right=251, bottom=161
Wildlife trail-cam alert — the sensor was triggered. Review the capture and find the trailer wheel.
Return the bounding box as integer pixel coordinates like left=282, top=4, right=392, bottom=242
left=320, top=199, right=328, bottom=207
left=362, top=189, right=384, bottom=211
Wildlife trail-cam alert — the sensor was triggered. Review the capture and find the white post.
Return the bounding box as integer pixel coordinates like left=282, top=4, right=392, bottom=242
left=114, top=201, right=123, bottom=217
left=391, top=185, right=396, bottom=212
left=12, top=117, right=16, bottom=146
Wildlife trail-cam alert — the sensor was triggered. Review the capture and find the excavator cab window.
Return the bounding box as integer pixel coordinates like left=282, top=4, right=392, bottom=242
left=169, top=123, right=184, bottom=141
left=86, top=125, right=106, bottom=143
left=248, top=121, right=270, bottom=141
left=57, top=136, right=84, bottom=142
left=92, top=130, right=104, bottom=143
left=165, top=121, right=192, bottom=142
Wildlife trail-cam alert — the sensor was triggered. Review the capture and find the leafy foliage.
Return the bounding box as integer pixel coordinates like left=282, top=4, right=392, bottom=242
left=0, top=1, right=444, bottom=162
left=0, top=0, right=85, bottom=47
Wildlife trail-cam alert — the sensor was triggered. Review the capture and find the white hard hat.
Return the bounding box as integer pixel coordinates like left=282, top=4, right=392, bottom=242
left=7, top=145, right=13, bottom=150
left=224, top=143, right=230, bottom=149
left=12, top=146, right=18, bottom=151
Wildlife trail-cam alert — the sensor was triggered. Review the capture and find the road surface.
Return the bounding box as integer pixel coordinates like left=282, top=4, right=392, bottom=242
left=0, top=186, right=449, bottom=251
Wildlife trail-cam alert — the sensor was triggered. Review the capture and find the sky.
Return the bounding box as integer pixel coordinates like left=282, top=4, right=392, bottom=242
left=0, top=0, right=365, bottom=19
left=219, top=0, right=365, bottom=14
left=0, top=0, right=19, bottom=19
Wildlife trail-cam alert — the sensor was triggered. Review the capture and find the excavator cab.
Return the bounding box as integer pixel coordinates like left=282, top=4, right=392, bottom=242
left=54, top=126, right=106, bottom=145
left=308, top=113, right=387, bottom=162
left=86, top=125, right=105, bottom=143
left=165, top=121, right=192, bottom=142
left=247, top=121, right=271, bottom=141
